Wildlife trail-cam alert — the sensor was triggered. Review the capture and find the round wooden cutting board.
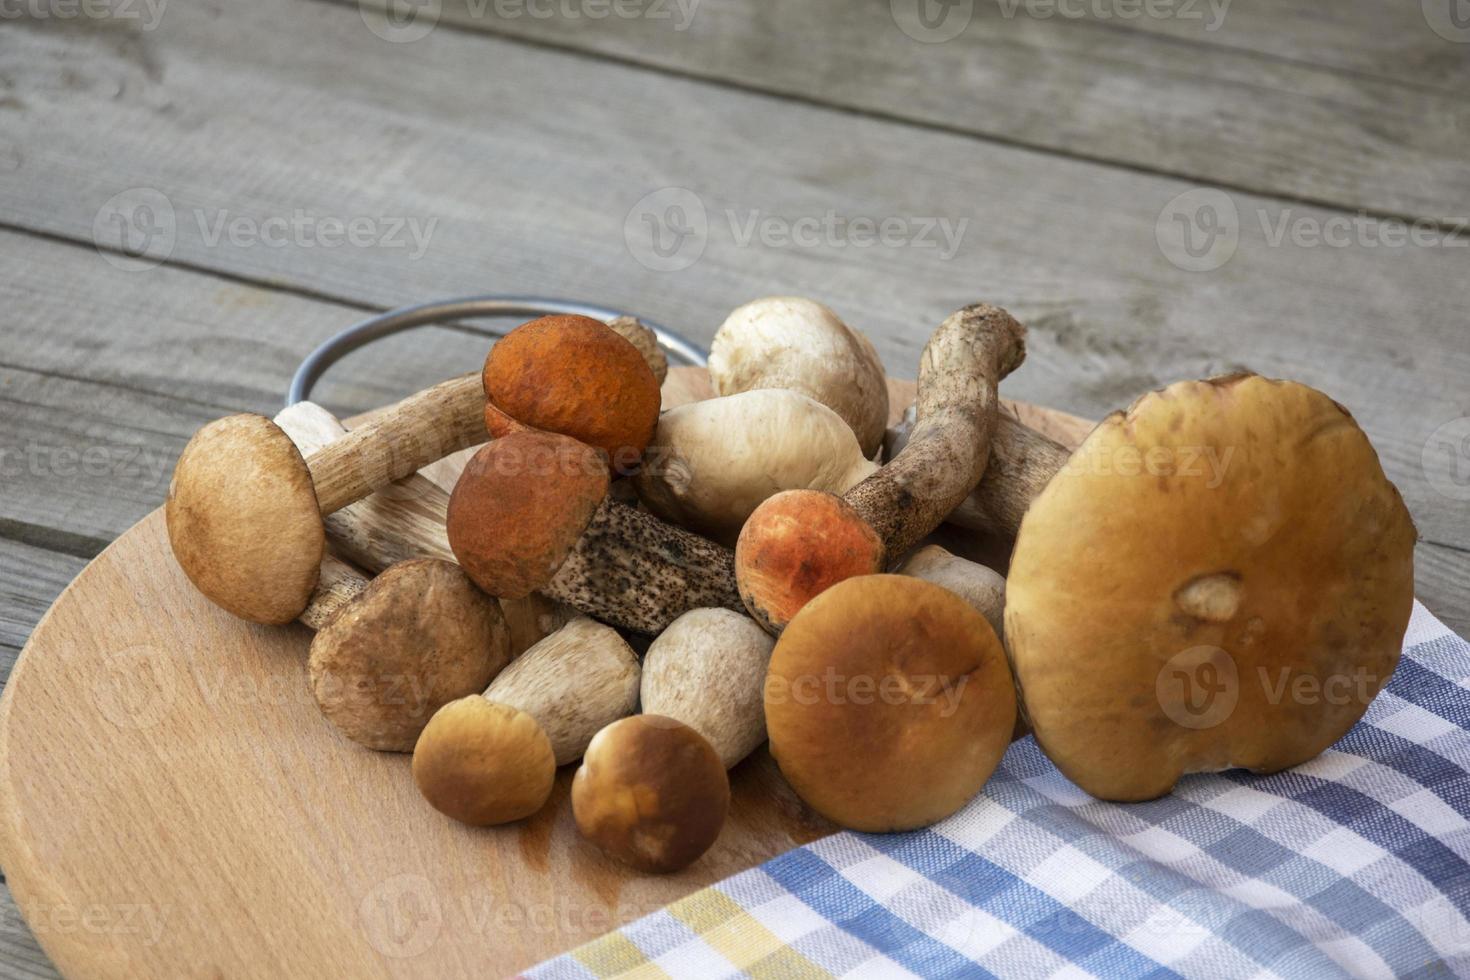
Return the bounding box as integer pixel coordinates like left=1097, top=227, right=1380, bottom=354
left=0, top=369, right=1092, bottom=978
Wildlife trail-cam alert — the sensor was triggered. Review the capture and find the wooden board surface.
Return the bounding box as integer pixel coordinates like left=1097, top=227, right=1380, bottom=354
left=0, top=369, right=1086, bottom=978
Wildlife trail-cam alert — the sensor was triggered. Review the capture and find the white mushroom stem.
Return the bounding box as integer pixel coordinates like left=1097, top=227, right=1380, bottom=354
left=634, top=389, right=879, bottom=542
left=275, top=402, right=576, bottom=656
left=298, top=554, right=369, bottom=631
left=483, top=617, right=641, bottom=766
left=896, top=545, right=1005, bottom=641
left=641, top=608, right=775, bottom=769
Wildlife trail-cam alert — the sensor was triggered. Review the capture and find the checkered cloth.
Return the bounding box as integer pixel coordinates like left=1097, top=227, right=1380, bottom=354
left=527, top=602, right=1470, bottom=979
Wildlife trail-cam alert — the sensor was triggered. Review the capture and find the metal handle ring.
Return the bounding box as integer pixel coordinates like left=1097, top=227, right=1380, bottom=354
left=286, top=295, right=708, bottom=407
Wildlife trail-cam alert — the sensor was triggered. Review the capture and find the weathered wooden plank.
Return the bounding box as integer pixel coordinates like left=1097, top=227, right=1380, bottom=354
left=0, top=539, right=87, bottom=683
left=2, top=1, right=1465, bottom=553
left=0, top=880, right=57, bottom=980
left=353, top=0, right=1470, bottom=221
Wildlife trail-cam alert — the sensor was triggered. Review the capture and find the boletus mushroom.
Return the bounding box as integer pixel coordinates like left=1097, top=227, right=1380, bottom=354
left=736, top=303, right=1027, bottom=633
left=709, top=297, right=889, bottom=457
left=1003, top=375, right=1417, bottom=801
left=167, top=374, right=484, bottom=625
left=571, top=715, right=730, bottom=874
left=412, top=696, right=556, bottom=826
left=764, top=575, right=1016, bottom=832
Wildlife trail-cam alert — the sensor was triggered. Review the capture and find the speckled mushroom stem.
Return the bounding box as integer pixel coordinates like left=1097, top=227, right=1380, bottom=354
left=545, top=499, right=743, bottom=632
left=844, top=304, right=1027, bottom=560
left=304, top=373, right=486, bottom=515
left=298, top=554, right=368, bottom=631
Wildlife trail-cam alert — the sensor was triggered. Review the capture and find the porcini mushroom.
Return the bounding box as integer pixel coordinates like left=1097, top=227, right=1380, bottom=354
left=765, top=575, right=1015, bottom=832
left=482, top=314, right=661, bottom=471
left=635, top=389, right=879, bottom=542
left=641, top=608, right=775, bottom=768
left=484, top=616, right=641, bottom=766
left=167, top=374, right=484, bottom=624
left=709, top=297, right=889, bottom=457
left=571, top=715, right=730, bottom=873
left=412, top=696, right=556, bottom=826
left=1004, top=375, right=1417, bottom=801
left=736, top=304, right=1027, bottom=633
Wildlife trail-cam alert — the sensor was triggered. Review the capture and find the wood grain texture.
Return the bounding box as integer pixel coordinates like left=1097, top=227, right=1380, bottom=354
left=2, top=0, right=1465, bottom=561
left=390, top=0, right=1470, bottom=221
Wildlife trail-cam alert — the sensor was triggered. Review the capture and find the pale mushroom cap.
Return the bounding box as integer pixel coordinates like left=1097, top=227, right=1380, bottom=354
left=709, top=297, right=889, bottom=457
left=166, top=413, right=325, bottom=625
left=642, top=608, right=776, bottom=768
left=1006, top=375, right=1418, bottom=802
left=412, top=697, right=556, bottom=826
left=635, top=389, right=879, bottom=541
left=571, top=715, right=730, bottom=874
left=766, top=575, right=1016, bottom=832
left=309, top=559, right=512, bottom=752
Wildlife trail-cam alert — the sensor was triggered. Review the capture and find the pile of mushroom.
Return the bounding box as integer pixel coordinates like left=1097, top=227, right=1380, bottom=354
left=161, top=296, right=1417, bottom=879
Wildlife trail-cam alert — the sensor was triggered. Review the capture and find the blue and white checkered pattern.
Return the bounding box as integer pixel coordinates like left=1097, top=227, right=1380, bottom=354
left=530, top=602, right=1470, bottom=979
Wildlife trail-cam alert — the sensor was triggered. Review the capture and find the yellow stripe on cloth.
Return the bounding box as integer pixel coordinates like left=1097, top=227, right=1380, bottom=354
left=667, top=888, right=832, bottom=979
left=572, top=930, right=669, bottom=979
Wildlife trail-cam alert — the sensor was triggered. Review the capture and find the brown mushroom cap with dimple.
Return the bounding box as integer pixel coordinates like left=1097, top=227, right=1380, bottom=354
left=765, top=575, right=1016, bottom=832
left=447, top=430, right=610, bottom=600
left=412, top=697, right=555, bottom=825
left=735, top=489, right=884, bottom=635
left=1006, top=375, right=1418, bottom=803
left=571, top=715, right=730, bottom=874
left=166, top=414, right=325, bottom=625
left=483, top=315, right=661, bottom=467
left=309, top=559, right=512, bottom=752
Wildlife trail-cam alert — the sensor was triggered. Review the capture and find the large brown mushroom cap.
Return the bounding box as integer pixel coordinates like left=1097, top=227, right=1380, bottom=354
left=412, top=697, right=556, bottom=826
left=482, top=315, right=661, bottom=469
left=571, top=715, right=730, bottom=874
left=765, top=575, right=1016, bottom=832
left=1007, top=375, right=1417, bottom=802
left=447, top=430, right=610, bottom=600
left=166, top=414, right=325, bottom=625
left=735, top=489, right=884, bottom=635
left=309, top=559, right=511, bottom=751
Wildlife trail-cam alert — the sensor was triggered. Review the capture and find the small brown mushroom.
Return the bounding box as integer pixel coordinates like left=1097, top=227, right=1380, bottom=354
left=484, top=616, right=641, bottom=766
left=736, top=304, right=1027, bottom=633
left=167, top=374, right=485, bottom=624
left=412, top=696, right=556, bottom=826
left=764, top=575, right=1016, bottom=832
left=641, top=608, right=775, bottom=768
left=571, top=715, right=730, bottom=873
left=1004, top=375, right=1417, bottom=801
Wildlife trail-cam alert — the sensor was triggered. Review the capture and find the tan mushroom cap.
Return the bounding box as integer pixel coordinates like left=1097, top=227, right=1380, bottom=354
left=1006, top=375, right=1417, bottom=802
left=412, top=697, right=556, bottom=826
left=765, top=575, right=1016, bottom=833
left=571, top=715, right=730, bottom=874
left=166, top=413, right=325, bottom=625
left=309, top=559, right=511, bottom=752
